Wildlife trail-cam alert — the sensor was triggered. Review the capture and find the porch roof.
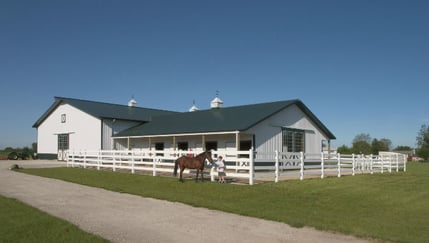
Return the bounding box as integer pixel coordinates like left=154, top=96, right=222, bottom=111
left=114, top=99, right=336, bottom=139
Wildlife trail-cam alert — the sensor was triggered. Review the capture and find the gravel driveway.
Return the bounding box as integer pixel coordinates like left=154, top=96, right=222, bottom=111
left=0, top=160, right=374, bottom=243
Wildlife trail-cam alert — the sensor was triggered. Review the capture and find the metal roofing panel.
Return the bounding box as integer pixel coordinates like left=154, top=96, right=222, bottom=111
left=114, top=99, right=336, bottom=139
left=32, top=97, right=178, bottom=128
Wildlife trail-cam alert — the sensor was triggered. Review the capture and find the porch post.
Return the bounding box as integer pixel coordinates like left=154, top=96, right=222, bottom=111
left=249, top=148, right=254, bottom=185
left=236, top=131, right=240, bottom=173
left=235, top=131, right=240, bottom=150
left=202, top=135, right=206, bottom=150
left=328, top=140, right=331, bottom=159
left=173, top=136, right=176, bottom=156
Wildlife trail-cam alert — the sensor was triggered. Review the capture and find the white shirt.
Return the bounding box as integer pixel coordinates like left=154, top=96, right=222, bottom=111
left=215, top=160, right=225, bottom=172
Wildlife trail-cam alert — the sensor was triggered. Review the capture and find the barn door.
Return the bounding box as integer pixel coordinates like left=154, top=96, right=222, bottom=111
left=57, top=134, right=69, bottom=161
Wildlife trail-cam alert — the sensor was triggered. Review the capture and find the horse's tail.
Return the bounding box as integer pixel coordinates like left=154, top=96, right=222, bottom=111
left=173, top=158, right=179, bottom=176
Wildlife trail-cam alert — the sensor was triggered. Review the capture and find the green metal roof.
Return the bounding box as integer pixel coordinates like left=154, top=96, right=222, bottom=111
left=32, top=97, right=178, bottom=128
left=115, top=99, right=336, bottom=139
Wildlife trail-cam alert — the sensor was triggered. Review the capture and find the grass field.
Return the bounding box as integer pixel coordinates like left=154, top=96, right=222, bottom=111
left=18, top=162, right=429, bottom=243
left=0, top=195, right=108, bottom=243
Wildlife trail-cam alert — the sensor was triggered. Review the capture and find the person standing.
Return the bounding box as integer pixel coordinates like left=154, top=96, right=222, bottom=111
left=215, top=156, right=226, bottom=183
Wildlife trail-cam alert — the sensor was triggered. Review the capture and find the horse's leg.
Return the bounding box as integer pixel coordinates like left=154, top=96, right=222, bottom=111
left=201, top=169, right=204, bottom=182
left=180, top=167, right=185, bottom=183
left=195, top=169, right=199, bottom=182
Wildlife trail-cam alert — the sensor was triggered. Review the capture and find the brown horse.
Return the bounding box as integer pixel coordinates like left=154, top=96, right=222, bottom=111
left=174, top=151, right=214, bottom=182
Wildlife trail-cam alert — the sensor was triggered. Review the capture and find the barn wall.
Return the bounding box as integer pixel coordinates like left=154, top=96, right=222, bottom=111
left=246, top=104, right=330, bottom=154
left=113, top=105, right=331, bottom=155
left=123, top=133, right=253, bottom=156
left=102, top=119, right=141, bottom=150
left=102, top=120, right=112, bottom=150
left=37, top=103, right=101, bottom=155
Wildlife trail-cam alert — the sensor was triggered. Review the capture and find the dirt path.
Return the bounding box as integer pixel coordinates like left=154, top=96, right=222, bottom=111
left=0, top=160, right=374, bottom=243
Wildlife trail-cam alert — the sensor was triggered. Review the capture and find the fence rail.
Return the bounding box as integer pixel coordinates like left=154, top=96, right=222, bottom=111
left=66, top=149, right=407, bottom=185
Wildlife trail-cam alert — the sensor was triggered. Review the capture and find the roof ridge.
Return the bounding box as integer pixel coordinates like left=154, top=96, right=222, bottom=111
left=55, top=96, right=177, bottom=113
left=227, top=99, right=301, bottom=109
left=181, top=99, right=301, bottom=113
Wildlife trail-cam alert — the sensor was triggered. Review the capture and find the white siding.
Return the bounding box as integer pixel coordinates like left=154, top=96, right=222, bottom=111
left=102, top=119, right=141, bottom=150
left=246, top=104, right=330, bottom=154
left=37, top=104, right=101, bottom=154
left=111, top=104, right=332, bottom=155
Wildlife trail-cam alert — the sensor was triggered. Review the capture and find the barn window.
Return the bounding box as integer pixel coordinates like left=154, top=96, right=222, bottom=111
left=155, top=142, right=164, bottom=156
left=282, top=128, right=305, bottom=152
left=238, top=140, right=252, bottom=158
left=240, top=140, right=252, bottom=151
left=61, top=114, right=66, bottom=123
left=57, top=134, right=69, bottom=150
left=205, top=141, right=218, bottom=157
left=177, top=142, right=188, bottom=151
left=205, top=141, right=217, bottom=151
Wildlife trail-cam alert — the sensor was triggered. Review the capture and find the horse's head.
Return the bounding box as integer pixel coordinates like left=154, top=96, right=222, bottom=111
left=205, top=151, right=214, bottom=164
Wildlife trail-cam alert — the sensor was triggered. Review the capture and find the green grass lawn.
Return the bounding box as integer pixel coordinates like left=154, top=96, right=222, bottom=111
left=0, top=195, right=108, bottom=243
left=19, top=162, right=429, bottom=243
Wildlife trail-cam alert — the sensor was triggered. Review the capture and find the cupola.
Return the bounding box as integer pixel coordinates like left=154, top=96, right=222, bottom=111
left=189, top=100, right=199, bottom=112
left=210, top=92, right=223, bottom=109
left=128, top=98, right=137, bottom=107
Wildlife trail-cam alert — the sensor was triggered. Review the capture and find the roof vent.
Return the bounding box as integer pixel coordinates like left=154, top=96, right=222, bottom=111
left=128, top=98, right=137, bottom=107
left=189, top=105, right=199, bottom=112
left=210, top=92, right=223, bottom=109
left=189, top=100, right=199, bottom=112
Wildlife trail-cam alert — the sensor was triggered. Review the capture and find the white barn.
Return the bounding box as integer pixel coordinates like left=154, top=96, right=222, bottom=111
left=33, top=96, right=335, bottom=160
left=32, top=97, right=177, bottom=159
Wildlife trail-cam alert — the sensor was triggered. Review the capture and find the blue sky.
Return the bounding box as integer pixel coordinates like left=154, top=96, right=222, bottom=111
left=1, top=0, right=428, bottom=150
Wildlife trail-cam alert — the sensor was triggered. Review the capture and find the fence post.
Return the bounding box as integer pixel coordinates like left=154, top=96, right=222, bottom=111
left=72, top=150, right=75, bottom=167
left=82, top=150, right=86, bottom=169
left=352, top=153, right=355, bottom=176
left=113, top=151, right=117, bottom=172
left=66, top=150, right=70, bottom=167
left=95, top=151, right=101, bottom=170
left=249, top=149, right=254, bottom=185
left=275, top=150, right=279, bottom=183
left=388, top=154, right=392, bottom=173
left=210, top=166, right=215, bottom=182
left=403, top=155, right=407, bottom=172
left=369, top=154, right=373, bottom=174
left=131, top=150, right=135, bottom=174
left=337, top=153, right=341, bottom=177
left=320, top=152, right=324, bottom=179
left=395, top=153, right=399, bottom=172
left=152, top=148, right=157, bottom=177
left=300, top=152, right=304, bottom=180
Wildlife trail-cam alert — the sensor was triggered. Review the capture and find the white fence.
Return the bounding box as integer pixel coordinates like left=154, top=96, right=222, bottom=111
left=66, top=149, right=407, bottom=185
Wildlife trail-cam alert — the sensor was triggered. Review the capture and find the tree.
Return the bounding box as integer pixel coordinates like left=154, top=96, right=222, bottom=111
left=352, top=133, right=372, bottom=154
left=353, top=133, right=371, bottom=144
left=379, top=138, right=392, bottom=151
left=416, top=124, right=429, bottom=148
left=352, top=141, right=372, bottom=154
left=371, top=139, right=383, bottom=154
left=32, top=142, right=37, bottom=153
left=393, top=145, right=412, bottom=151
left=416, top=124, right=429, bottom=160
left=371, top=138, right=391, bottom=154
left=337, top=145, right=352, bottom=154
